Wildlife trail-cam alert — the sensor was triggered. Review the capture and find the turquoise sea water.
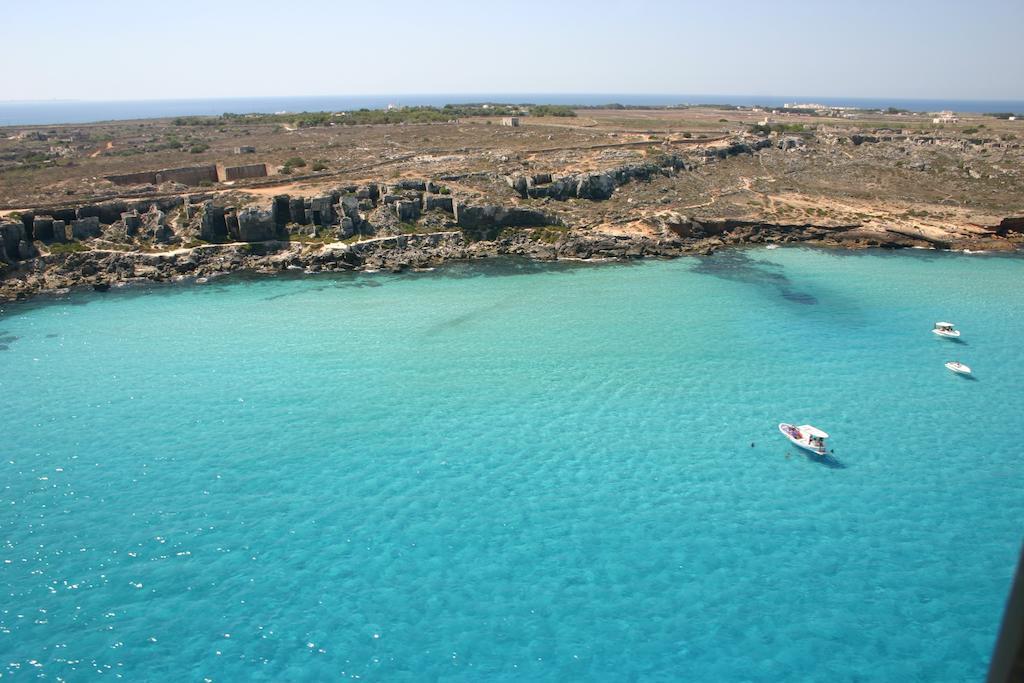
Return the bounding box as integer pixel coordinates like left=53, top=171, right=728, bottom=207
left=1, top=248, right=1022, bottom=681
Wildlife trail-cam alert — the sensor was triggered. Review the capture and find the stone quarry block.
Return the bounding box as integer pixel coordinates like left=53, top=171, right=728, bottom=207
left=154, top=224, right=174, bottom=243
left=199, top=203, right=226, bottom=241
left=361, top=184, right=381, bottom=202
left=394, top=179, right=426, bottom=191
left=508, top=175, right=528, bottom=197
left=310, top=195, right=335, bottom=226
left=272, top=195, right=290, bottom=228
left=52, top=220, right=66, bottom=242
left=71, top=216, right=101, bottom=240
left=455, top=204, right=551, bottom=231
left=121, top=212, right=141, bottom=236
left=289, top=198, right=308, bottom=225
left=97, top=201, right=127, bottom=225
left=339, top=196, right=360, bottom=222
left=395, top=200, right=421, bottom=223
left=77, top=205, right=101, bottom=220
left=576, top=173, right=616, bottom=200
left=424, top=195, right=454, bottom=213
left=340, top=217, right=355, bottom=238
left=225, top=211, right=239, bottom=238
left=32, top=216, right=55, bottom=242
left=0, top=222, right=27, bottom=260
left=51, top=208, right=77, bottom=223
left=235, top=208, right=277, bottom=242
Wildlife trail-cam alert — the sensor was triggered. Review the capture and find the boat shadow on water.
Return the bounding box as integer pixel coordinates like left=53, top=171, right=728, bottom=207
left=796, top=451, right=847, bottom=469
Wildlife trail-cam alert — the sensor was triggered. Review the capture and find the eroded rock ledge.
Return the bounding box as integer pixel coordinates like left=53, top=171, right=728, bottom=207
left=1, top=147, right=1021, bottom=303
left=1, top=215, right=1020, bottom=303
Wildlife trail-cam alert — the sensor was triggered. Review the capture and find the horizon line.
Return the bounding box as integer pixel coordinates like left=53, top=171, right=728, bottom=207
left=2, top=92, right=1024, bottom=106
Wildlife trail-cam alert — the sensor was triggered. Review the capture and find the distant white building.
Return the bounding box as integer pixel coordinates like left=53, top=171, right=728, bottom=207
left=501, top=117, right=520, bottom=127
left=932, top=110, right=959, bottom=124
left=1010, top=116, right=1017, bottom=121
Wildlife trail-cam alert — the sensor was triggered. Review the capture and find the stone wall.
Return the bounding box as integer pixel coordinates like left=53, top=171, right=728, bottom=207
left=156, top=165, right=218, bottom=185
left=106, top=165, right=219, bottom=187
left=219, top=163, right=269, bottom=181
left=105, top=170, right=159, bottom=186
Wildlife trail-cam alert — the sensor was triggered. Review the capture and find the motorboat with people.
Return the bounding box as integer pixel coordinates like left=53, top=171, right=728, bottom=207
left=778, top=423, right=829, bottom=455
left=932, top=322, right=961, bottom=339
left=945, top=361, right=972, bottom=376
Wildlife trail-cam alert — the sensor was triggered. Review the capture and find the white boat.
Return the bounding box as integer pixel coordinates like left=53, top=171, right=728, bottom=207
left=945, top=361, right=972, bottom=376
left=932, top=322, right=961, bottom=339
left=778, top=423, right=829, bottom=455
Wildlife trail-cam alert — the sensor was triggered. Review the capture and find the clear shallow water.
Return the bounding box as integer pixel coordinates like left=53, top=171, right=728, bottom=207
left=0, top=248, right=1021, bottom=681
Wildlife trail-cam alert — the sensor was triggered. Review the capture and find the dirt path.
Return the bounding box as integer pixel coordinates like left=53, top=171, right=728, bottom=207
left=90, top=141, right=114, bottom=158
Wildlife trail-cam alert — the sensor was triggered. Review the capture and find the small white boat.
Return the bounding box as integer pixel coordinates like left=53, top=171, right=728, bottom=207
left=778, top=423, right=829, bottom=455
left=932, top=322, right=961, bottom=339
left=945, top=361, right=972, bottom=376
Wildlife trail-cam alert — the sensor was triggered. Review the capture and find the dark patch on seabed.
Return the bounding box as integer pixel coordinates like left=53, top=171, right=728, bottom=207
left=256, top=258, right=623, bottom=300
left=693, top=251, right=818, bottom=305
left=0, top=332, right=19, bottom=350
left=423, top=300, right=513, bottom=336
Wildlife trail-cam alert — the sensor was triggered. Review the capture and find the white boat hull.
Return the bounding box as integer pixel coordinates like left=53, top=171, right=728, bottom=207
left=945, top=362, right=972, bottom=375
left=778, top=423, right=827, bottom=455
left=932, top=329, right=961, bottom=339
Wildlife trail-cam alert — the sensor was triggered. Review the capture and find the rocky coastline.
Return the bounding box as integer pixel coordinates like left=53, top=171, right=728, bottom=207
left=1, top=216, right=1021, bottom=304
left=2, top=136, right=1022, bottom=304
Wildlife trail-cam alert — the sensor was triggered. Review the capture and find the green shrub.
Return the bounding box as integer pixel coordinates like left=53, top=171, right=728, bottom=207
left=48, top=241, right=89, bottom=254
left=749, top=123, right=804, bottom=135
left=189, top=143, right=210, bottom=154
left=528, top=105, right=577, bottom=118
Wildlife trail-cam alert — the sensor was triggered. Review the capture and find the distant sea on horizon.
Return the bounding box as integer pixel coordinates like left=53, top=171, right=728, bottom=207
left=1, top=93, right=1022, bottom=126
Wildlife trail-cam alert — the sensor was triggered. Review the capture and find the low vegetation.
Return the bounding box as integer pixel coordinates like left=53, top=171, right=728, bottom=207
left=749, top=123, right=805, bottom=135
left=529, top=225, right=569, bottom=244
left=47, top=241, right=89, bottom=254
left=163, top=104, right=578, bottom=130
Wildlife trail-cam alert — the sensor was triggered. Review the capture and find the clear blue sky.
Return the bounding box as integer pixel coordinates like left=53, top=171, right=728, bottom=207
left=4, top=0, right=1022, bottom=101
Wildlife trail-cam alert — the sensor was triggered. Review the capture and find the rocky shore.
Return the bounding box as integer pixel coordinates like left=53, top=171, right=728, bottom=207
left=1, top=216, right=1021, bottom=304
left=2, top=130, right=1022, bottom=304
